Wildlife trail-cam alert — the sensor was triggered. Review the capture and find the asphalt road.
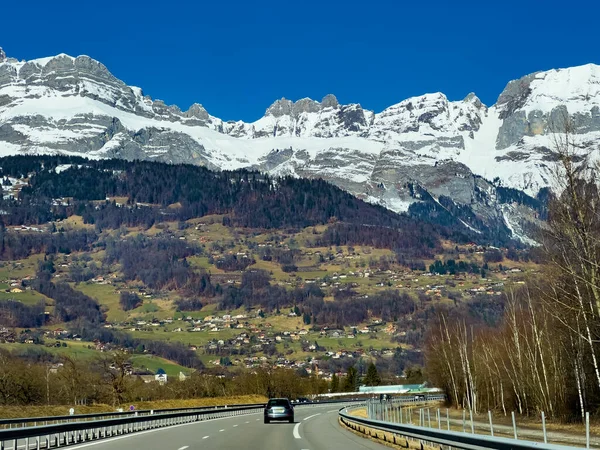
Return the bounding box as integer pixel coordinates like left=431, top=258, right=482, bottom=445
left=57, top=404, right=386, bottom=450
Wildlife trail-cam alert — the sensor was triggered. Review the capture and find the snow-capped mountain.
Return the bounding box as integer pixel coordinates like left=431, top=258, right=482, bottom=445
left=2, top=47, right=598, bottom=242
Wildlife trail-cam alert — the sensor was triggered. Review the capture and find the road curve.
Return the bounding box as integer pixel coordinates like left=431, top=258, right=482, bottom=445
left=60, top=404, right=385, bottom=450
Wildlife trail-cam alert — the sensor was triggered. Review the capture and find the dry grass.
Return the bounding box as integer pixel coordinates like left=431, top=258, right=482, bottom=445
left=349, top=407, right=368, bottom=418
left=0, top=395, right=267, bottom=419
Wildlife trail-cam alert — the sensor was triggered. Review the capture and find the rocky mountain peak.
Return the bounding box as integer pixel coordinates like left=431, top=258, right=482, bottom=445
left=494, top=64, right=600, bottom=150
left=321, top=94, right=339, bottom=109
left=463, top=92, right=485, bottom=109
left=293, top=98, right=321, bottom=116
left=0, top=48, right=6, bottom=62
left=266, top=98, right=294, bottom=117
left=184, top=103, right=210, bottom=120
left=264, top=95, right=343, bottom=119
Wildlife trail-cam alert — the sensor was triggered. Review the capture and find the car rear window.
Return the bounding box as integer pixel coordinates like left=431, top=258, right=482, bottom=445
left=268, top=399, right=289, bottom=407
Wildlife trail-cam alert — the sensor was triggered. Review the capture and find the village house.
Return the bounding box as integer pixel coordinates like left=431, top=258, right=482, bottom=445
left=155, top=368, right=168, bottom=384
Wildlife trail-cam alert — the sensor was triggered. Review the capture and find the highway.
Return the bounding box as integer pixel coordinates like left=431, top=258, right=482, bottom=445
left=59, top=404, right=385, bottom=450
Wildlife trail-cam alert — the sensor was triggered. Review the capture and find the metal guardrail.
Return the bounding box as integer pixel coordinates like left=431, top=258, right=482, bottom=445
left=0, top=404, right=263, bottom=450
left=0, top=397, right=364, bottom=428
left=339, top=404, right=583, bottom=450
left=0, top=402, right=267, bottom=428
left=0, top=398, right=356, bottom=449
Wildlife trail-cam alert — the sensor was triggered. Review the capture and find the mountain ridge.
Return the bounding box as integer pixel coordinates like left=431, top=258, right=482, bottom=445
left=2, top=47, right=598, bottom=243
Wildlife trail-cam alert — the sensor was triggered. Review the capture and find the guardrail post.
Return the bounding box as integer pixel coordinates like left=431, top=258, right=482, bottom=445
left=446, top=408, right=450, bottom=431
left=427, top=408, right=431, bottom=428
left=511, top=411, right=518, bottom=439
left=400, top=406, right=403, bottom=423
left=462, top=410, right=466, bottom=432
left=437, top=408, right=441, bottom=429
left=541, top=411, right=547, bottom=443
left=488, top=411, right=493, bottom=437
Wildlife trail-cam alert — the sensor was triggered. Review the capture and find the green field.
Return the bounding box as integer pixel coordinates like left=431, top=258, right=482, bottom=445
left=69, top=282, right=127, bottom=322
left=0, top=289, right=51, bottom=305
left=129, top=355, right=189, bottom=377
left=0, top=341, right=100, bottom=359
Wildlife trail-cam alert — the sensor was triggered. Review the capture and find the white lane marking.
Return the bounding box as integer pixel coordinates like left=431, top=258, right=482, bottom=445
left=203, top=436, right=209, bottom=440
left=233, top=424, right=238, bottom=427
left=293, top=422, right=302, bottom=439
left=219, top=429, right=225, bottom=432
left=303, top=413, right=321, bottom=421
left=327, top=409, right=338, bottom=413
left=245, top=421, right=250, bottom=424
left=65, top=412, right=260, bottom=449
left=178, top=447, right=189, bottom=450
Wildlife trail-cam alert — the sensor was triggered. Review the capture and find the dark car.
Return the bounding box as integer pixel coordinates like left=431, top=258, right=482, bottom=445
left=264, top=398, right=294, bottom=423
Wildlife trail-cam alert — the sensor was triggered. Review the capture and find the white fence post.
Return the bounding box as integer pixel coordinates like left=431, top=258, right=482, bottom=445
left=469, top=409, right=474, bottom=434
left=541, top=411, right=547, bottom=444
left=488, top=411, right=494, bottom=437
left=511, top=411, right=518, bottom=440
left=586, top=411, right=590, bottom=449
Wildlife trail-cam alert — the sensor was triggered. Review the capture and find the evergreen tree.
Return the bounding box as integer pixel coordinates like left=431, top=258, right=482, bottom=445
left=330, top=373, right=339, bottom=393
left=342, top=366, right=358, bottom=392
left=364, top=362, right=381, bottom=386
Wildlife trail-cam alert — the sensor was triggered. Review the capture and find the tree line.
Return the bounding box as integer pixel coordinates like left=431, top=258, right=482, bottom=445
left=426, top=122, right=600, bottom=421
left=0, top=348, right=326, bottom=407
left=2, top=155, right=408, bottom=231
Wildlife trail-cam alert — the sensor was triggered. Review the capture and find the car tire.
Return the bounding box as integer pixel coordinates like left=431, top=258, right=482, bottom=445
left=289, top=417, right=294, bottom=423
left=264, top=418, right=270, bottom=424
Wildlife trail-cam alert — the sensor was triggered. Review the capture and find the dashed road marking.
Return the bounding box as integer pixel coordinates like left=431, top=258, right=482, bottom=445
left=219, top=429, right=225, bottom=432
left=65, top=411, right=257, bottom=450
left=233, top=424, right=238, bottom=427
left=178, top=447, right=189, bottom=450
left=202, top=436, right=209, bottom=440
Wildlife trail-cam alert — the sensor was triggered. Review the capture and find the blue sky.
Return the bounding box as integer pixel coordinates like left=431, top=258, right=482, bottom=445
left=2, top=0, right=599, bottom=121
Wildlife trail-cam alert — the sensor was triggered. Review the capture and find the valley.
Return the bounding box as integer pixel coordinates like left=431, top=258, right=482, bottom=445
left=0, top=156, right=537, bottom=381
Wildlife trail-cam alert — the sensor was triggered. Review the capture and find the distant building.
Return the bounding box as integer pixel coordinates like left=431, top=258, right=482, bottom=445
left=155, top=368, right=168, bottom=384
left=358, top=383, right=441, bottom=395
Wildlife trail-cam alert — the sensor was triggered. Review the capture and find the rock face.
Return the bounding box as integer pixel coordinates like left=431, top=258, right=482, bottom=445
left=2, top=48, right=599, bottom=242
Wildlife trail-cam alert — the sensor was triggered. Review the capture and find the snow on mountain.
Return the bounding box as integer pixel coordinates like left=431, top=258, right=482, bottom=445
left=1, top=47, right=598, bottom=242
